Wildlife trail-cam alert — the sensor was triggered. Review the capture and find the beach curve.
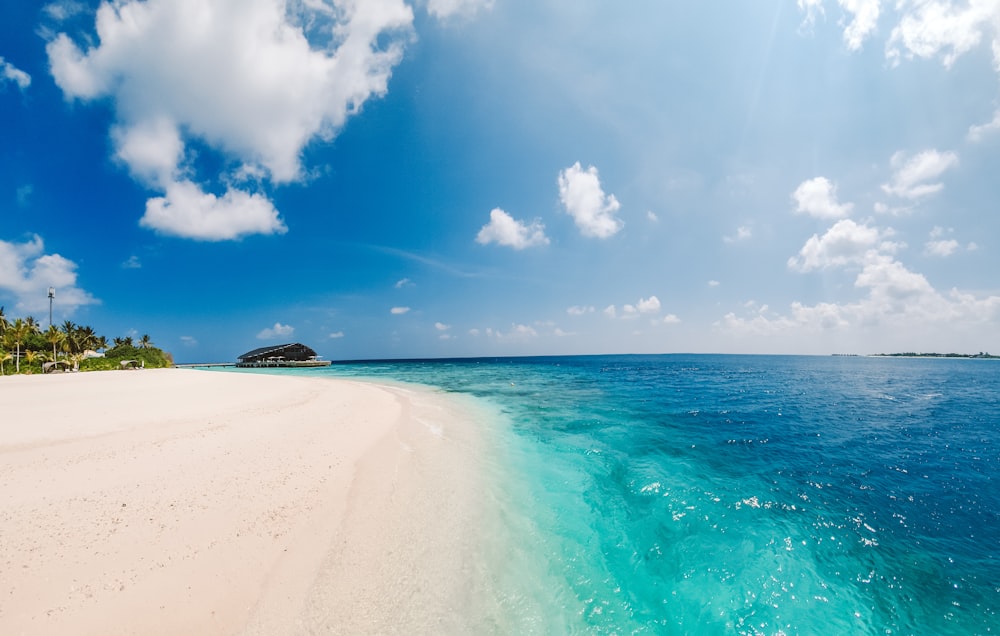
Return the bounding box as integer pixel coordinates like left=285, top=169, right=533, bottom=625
left=0, top=368, right=494, bottom=635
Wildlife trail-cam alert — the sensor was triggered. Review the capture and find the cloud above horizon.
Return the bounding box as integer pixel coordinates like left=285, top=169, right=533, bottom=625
left=476, top=207, right=549, bottom=250
left=0, top=234, right=98, bottom=316
left=881, top=149, right=959, bottom=199
left=256, top=322, right=295, bottom=340
left=792, top=177, right=854, bottom=219
left=1, top=57, right=31, bottom=91
left=558, top=163, right=623, bottom=239
left=46, top=0, right=414, bottom=240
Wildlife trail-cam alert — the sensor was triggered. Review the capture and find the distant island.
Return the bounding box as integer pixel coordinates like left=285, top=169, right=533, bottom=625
left=871, top=352, right=998, bottom=359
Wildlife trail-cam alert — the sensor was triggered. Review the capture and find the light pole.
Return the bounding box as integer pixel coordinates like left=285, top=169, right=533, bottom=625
left=48, top=287, right=55, bottom=328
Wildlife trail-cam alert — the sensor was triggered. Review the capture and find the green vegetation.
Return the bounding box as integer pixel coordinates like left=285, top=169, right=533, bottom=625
left=0, top=306, right=172, bottom=375
left=872, top=352, right=998, bottom=359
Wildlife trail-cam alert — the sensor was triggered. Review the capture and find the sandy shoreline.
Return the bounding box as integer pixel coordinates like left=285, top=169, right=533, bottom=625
left=0, top=369, right=495, bottom=635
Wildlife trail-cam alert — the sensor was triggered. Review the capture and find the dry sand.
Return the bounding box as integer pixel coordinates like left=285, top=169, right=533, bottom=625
left=0, top=368, right=496, bottom=635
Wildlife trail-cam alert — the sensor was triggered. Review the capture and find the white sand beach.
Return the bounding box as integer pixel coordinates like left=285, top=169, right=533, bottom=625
left=0, top=369, right=495, bottom=635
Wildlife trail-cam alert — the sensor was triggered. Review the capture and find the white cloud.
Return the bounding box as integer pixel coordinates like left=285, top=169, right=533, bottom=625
left=647, top=210, right=659, bottom=222
left=47, top=0, right=414, bottom=239
left=121, top=255, right=142, bottom=269
left=611, top=295, right=662, bottom=319
left=140, top=180, right=287, bottom=241
left=637, top=296, right=661, bottom=314
left=567, top=305, right=595, bottom=316
left=43, top=1, right=87, bottom=22
left=881, top=149, right=958, bottom=199
left=111, top=117, right=185, bottom=186
left=558, top=162, right=623, bottom=239
left=839, top=0, right=881, bottom=51
left=886, top=0, right=999, bottom=69
left=435, top=322, right=450, bottom=331
left=968, top=109, right=1000, bottom=142
left=792, top=177, right=854, bottom=219
left=475, top=208, right=549, bottom=249
left=391, top=306, right=410, bottom=315
left=724, top=226, right=753, bottom=244
left=426, top=0, right=494, bottom=20
left=256, top=322, right=294, bottom=340
left=796, top=0, right=879, bottom=50
left=924, top=239, right=959, bottom=257
left=788, top=218, right=899, bottom=272
left=708, top=280, right=721, bottom=287
left=476, top=323, right=538, bottom=339
left=662, top=314, right=681, bottom=325
left=924, top=226, right=960, bottom=256
left=0, top=57, right=31, bottom=91
left=507, top=323, right=538, bottom=338
left=798, top=0, right=826, bottom=31
left=0, top=234, right=98, bottom=315
left=394, top=278, right=413, bottom=288
left=329, top=331, right=345, bottom=339
left=180, top=335, right=198, bottom=347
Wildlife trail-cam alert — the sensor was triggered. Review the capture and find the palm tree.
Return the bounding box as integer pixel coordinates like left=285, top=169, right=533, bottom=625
left=45, top=325, right=65, bottom=364
left=8, top=318, right=32, bottom=373
left=79, top=325, right=98, bottom=353
left=61, top=320, right=80, bottom=355
left=96, top=335, right=109, bottom=352
left=139, top=334, right=153, bottom=349
left=23, top=349, right=39, bottom=374
left=0, top=306, right=9, bottom=337
left=0, top=344, right=10, bottom=375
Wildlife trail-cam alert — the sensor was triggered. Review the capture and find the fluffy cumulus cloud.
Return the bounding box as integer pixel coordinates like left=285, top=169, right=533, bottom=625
left=839, top=0, right=881, bottom=50
left=47, top=0, right=414, bottom=240
left=607, top=295, right=661, bottom=319
left=256, top=322, right=294, bottom=340
left=881, top=149, right=959, bottom=199
left=558, top=162, right=623, bottom=239
left=724, top=212, right=1000, bottom=347
left=788, top=218, right=899, bottom=272
left=391, top=306, right=410, bottom=314
left=0, top=235, right=98, bottom=315
left=886, top=0, right=1000, bottom=69
left=792, top=177, right=854, bottom=219
left=924, top=227, right=960, bottom=257
left=1, top=57, right=31, bottom=91
left=475, top=208, right=549, bottom=249
left=140, top=180, right=287, bottom=241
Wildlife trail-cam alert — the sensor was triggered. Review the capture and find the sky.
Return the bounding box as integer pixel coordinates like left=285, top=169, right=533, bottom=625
left=1, top=0, right=999, bottom=362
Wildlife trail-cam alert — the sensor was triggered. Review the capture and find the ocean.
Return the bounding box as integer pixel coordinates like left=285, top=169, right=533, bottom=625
left=220, top=354, right=1000, bottom=634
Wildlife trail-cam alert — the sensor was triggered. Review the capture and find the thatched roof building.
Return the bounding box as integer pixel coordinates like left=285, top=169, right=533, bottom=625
left=236, top=343, right=329, bottom=368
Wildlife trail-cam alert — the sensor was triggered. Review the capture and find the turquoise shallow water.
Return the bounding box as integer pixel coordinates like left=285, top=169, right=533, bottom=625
left=214, top=355, right=1000, bottom=634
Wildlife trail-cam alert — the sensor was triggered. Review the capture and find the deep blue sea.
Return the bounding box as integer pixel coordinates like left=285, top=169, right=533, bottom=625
left=219, top=354, right=1000, bottom=634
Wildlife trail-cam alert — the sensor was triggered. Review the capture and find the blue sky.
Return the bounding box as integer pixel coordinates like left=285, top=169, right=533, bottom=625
left=1, top=0, right=999, bottom=362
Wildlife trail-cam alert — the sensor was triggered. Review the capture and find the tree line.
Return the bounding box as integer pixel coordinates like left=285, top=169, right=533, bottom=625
left=0, top=306, right=171, bottom=375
